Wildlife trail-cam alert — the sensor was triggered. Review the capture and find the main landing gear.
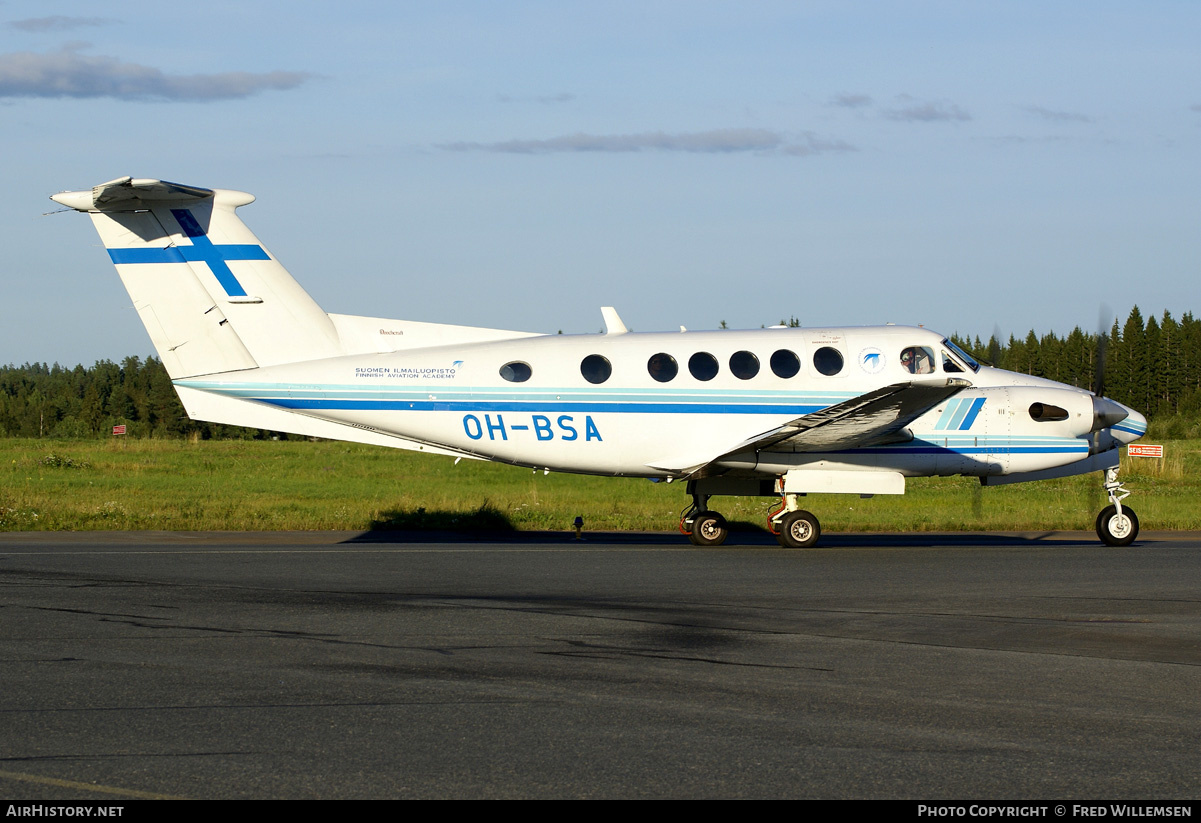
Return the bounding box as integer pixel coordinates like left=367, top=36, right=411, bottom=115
left=1096, top=466, right=1139, bottom=546
left=768, top=493, right=821, bottom=548
left=680, top=492, right=728, bottom=546
left=682, top=487, right=725, bottom=545
left=680, top=485, right=823, bottom=549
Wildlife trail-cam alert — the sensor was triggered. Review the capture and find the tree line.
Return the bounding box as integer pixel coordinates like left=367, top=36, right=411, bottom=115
left=0, top=356, right=269, bottom=440
left=949, top=306, right=1201, bottom=420
left=2, top=306, right=1198, bottom=439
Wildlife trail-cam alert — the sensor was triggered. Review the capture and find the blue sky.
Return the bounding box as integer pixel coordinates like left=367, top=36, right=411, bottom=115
left=4, top=1, right=1199, bottom=366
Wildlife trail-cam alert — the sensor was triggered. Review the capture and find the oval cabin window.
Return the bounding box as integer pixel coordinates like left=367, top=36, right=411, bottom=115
left=688, top=352, right=719, bottom=381
left=770, top=349, right=800, bottom=378
left=647, top=353, right=678, bottom=383
left=499, top=361, right=532, bottom=383
left=813, top=347, right=844, bottom=376
left=729, top=351, right=760, bottom=380
left=580, top=354, right=612, bottom=384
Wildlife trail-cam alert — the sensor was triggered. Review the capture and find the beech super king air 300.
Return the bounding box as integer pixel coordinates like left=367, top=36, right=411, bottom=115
left=51, top=177, right=1148, bottom=547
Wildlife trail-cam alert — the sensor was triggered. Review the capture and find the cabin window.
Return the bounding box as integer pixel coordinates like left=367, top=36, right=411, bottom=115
left=580, top=354, right=612, bottom=384
left=499, top=361, right=532, bottom=383
left=688, top=352, right=719, bottom=381
left=1029, top=402, right=1069, bottom=422
left=812, top=347, right=844, bottom=376
left=729, top=351, right=759, bottom=380
left=647, top=353, right=678, bottom=382
left=770, top=349, right=800, bottom=378
left=900, top=346, right=935, bottom=375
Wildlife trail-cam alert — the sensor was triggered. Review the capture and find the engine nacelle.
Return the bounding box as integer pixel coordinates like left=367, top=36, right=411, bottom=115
left=928, top=385, right=1102, bottom=477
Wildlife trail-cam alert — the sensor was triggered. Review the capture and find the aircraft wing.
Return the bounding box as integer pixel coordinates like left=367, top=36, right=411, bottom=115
left=647, top=378, right=971, bottom=475
left=739, top=377, right=972, bottom=453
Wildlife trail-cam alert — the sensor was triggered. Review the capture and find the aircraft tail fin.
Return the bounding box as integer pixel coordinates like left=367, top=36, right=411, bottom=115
left=51, top=176, right=341, bottom=379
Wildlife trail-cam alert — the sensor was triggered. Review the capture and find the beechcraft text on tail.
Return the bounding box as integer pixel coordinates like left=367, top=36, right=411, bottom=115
left=51, top=176, right=1148, bottom=547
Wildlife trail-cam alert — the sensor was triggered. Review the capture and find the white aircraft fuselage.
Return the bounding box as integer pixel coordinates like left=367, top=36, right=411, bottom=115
left=50, top=177, right=1148, bottom=547
left=174, top=325, right=1142, bottom=479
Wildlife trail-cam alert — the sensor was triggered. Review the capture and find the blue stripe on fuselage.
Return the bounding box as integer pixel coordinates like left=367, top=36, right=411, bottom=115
left=262, top=398, right=828, bottom=415
left=959, top=397, right=986, bottom=429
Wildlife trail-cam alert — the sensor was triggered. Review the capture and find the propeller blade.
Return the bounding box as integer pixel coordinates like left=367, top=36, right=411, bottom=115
left=1094, top=304, right=1112, bottom=397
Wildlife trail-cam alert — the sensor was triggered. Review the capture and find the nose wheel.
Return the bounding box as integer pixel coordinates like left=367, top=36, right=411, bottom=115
left=1096, top=505, right=1138, bottom=546
left=1097, top=466, right=1139, bottom=546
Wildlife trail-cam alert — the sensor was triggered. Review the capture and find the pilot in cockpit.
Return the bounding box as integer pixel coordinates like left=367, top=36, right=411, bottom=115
left=901, top=346, right=934, bottom=375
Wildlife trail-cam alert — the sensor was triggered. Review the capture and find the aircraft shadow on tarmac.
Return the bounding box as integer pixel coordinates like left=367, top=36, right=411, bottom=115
left=345, top=517, right=1107, bottom=548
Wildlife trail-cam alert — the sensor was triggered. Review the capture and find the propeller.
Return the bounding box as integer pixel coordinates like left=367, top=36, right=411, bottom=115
left=987, top=323, right=1002, bottom=367
left=1094, top=304, right=1112, bottom=398
left=1088, top=305, right=1128, bottom=445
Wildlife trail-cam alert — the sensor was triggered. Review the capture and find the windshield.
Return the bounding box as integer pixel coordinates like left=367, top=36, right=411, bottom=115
left=941, top=338, right=980, bottom=373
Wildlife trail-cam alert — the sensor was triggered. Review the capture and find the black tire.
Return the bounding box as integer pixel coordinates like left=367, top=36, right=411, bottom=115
left=690, top=512, right=728, bottom=546
left=1096, top=505, right=1138, bottom=547
left=776, top=510, right=820, bottom=548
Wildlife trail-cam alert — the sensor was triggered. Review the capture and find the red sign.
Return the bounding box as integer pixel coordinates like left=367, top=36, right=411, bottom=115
left=112, top=425, right=127, bottom=436
left=1128, top=444, right=1163, bottom=458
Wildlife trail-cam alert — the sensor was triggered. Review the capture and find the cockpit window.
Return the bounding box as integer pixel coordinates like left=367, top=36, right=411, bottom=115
left=942, top=351, right=963, bottom=373
left=900, top=346, right=935, bottom=375
left=941, top=338, right=980, bottom=373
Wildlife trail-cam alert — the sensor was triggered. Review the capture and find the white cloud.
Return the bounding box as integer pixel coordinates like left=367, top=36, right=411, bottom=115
left=780, top=133, right=857, bottom=156
left=829, top=93, right=872, bottom=109
left=0, top=45, right=311, bottom=101
left=1024, top=105, right=1092, bottom=123
left=883, top=99, right=971, bottom=122
left=498, top=92, right=575, bottom=105
left=6, top=16, right=116, bottom=33
left=439, top=128, right=854, bottom=156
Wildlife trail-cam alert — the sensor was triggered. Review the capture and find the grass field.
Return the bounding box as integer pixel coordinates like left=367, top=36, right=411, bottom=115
left=1, top=437, right=1198, bottom=533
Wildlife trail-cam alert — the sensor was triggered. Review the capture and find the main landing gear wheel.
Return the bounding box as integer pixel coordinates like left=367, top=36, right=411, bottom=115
left=776, top=510, right=820, bottom=548
left=1096, top=505, right=1139, bottom=547
left=689, top=512, right=728, bottom=546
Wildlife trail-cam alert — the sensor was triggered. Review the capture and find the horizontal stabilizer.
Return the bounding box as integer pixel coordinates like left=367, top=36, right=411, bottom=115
left=51, top=176, right=217, bottom=212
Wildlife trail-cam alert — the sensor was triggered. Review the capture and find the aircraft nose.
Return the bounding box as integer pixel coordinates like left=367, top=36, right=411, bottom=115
left=1091, top=396, right=1129, bottom=431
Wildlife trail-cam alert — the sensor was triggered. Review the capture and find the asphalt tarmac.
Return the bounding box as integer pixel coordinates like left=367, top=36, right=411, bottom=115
left=1, top=529, right=1198, bottom=799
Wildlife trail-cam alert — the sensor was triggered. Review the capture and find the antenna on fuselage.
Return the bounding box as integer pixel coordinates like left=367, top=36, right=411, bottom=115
left=601, top=307, right=629, bottom=335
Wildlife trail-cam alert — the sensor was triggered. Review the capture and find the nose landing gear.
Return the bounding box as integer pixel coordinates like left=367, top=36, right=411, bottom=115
left=1096, top=466, right=1139, bottom=546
